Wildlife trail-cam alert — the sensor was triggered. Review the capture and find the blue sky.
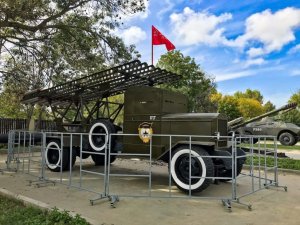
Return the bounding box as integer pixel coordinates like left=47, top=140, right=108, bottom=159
left=116, top=0, right=300, bottom=107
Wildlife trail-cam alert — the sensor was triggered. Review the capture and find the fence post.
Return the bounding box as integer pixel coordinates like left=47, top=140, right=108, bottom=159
left=231, top=133, right=237, bottom=201
left=40, top=132, right=46, bottom=180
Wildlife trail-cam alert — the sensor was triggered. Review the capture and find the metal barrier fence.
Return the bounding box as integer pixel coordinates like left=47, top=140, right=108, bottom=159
left=2, top=130, right=287, bottom=210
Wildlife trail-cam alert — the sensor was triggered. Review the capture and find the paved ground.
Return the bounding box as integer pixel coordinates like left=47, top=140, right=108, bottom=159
left=0, top=155, right=300, bottom=225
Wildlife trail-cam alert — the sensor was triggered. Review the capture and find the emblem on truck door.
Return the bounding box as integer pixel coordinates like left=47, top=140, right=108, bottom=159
left=138, top=122, right=153, bottom=143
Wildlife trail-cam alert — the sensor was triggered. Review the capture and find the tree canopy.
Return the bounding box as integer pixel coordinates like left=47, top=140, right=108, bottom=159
left=211, top=89, right=276, bottom=120
left=157, top=50, right=217, bottom=113
left=234, top=89, right=264, bottom=104
left=0, top=0, right=146, bottom=119
left=279, top=90, right=300, bottom=125
left=217, top=95, right=241, bottom=121
left=0, top=0, right=145, bottom=89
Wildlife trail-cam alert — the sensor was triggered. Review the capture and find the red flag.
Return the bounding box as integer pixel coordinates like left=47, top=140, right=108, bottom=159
left=152, top=25, right=175, bottom=51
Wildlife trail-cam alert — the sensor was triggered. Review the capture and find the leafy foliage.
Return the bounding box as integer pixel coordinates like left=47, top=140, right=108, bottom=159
left=279, top=90, right=300, bottom=125
left=0, top=0, right=146, bottom=119
left=263, top=100, right=276, bottom=112
left=0, top=195, right=90, bottom=225
left=234, top=89, right=264, bottom=104
left=217, top=95, right=241, bottom=120
left=212, top=89, right=274, bottom=120
left=237, top=97, right=264, bottom=119
left=0, top=0, right=145, bottom=87
left=157, top=50, right=217, bottom=112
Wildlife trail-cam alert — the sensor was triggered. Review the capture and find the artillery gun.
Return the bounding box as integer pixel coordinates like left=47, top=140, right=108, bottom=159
left=21, top=60, right=246, bottom=193
left=229, top=103, right=300, bottom=146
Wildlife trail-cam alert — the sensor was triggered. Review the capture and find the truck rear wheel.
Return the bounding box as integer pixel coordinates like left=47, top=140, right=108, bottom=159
left=91, top=154, right=116, bottom=166
left=88, top=119, right=116, bottom=151
left=45, top=139, right=71, bottom=172
left=170, top=146, right=214, bottom=193
left=279, top=132, right=296, bottom=146
left=89, top=119, right=117, bottom=166
left=219, top=160, right=244, bottom=182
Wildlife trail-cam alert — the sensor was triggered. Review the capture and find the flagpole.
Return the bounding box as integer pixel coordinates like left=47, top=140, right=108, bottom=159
left=151, top=26, right=154, bottom=65
left=152, top=44, right=154, bottom=65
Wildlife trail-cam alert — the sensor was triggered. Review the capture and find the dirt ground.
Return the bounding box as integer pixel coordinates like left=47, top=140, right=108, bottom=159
left=0, top=155, right=300, bottom=225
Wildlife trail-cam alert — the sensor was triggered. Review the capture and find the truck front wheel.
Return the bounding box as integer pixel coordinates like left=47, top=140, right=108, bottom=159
left=279, top=132, right=296, bottom=146
left=170, top=146, right=214, bottom=193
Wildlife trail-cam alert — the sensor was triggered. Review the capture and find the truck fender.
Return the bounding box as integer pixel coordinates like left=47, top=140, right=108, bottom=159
left=211, top=148, right=246, bottom=170
left=157, top=141, right=215, bottom=162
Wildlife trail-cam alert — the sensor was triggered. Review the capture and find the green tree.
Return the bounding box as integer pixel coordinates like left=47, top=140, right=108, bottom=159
left=237, top=98, right=265, bottom=119
left=263, top=100, right=276, bottom=112
left=234, top=89, right=264, bottom=104
left=211, top=90, right=275, bottom=120
left=218, top=95, right=241, bottom=120
left=0, top=82, right=50, bottom=119
left=157, top=50, right=217, bottom=112
left=0, top=0, right=145, bottom=120
left=0, top=90, right=27, bottom=118
left=280, top=90, right=300, bottom=125
left=0, top=0, right=145, bottom=86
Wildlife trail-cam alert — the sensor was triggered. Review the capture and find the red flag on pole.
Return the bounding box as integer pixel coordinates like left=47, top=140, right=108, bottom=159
left=151, top=25, right=175, bottom=64
left=152, top=25, right=175, bottom=51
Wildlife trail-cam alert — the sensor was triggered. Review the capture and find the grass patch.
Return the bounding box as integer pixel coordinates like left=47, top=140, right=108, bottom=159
left=240, top=143, right=300, bottom=151
left=246, top=156, right=300, bottom=170
left=0, top=195, right=90, bottom=225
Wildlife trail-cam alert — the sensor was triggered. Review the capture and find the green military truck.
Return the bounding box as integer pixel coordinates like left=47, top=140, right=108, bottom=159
left=21, top=60, right=245, bottom=193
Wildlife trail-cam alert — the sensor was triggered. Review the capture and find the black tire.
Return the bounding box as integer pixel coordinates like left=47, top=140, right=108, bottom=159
left=279, top=132, right=296, bottom=146
left=88, top=119, right=116, bottom=152
left=75, top=146, right=90, bottom=159
left=70, top=147, right=77, bottom=168
left=219, top=159, right=244, bottom=182
left=45, top=139, right=70, bottom=172
left=91, top=154, right=117, bottom=166
left=89, top=119, right=117, bottom=165
left=170, top=146, right=214, bottom=193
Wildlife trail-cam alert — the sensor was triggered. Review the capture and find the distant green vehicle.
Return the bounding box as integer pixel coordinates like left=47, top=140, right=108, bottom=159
left=229, top=103, right=299, bottom=146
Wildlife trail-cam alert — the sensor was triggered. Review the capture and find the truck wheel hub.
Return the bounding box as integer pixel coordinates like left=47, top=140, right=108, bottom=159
left=176, top=155, right=201, bottom=183
left=283, top=136, right=290, bottom=142
left=47, top=148, right=60, bottom=164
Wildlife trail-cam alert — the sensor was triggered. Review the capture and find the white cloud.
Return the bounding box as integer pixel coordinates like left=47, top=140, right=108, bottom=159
left=157, top=0, right=175, bottom=19
left=212, top=61, right=284, bottom=82
left=233, top=58, right=240, bottom=64
left=170, top=7, right=232, bottom=46
left=232, top=7, right=300, bottom=56
left=244, top=58, right=266, bottom=68
left=288, top=44, right=300, bottom=54
left=291, top=69, right=300, bottom=76
left=116, top=26, right=146, bottom=45
left=213, top=70, right=254, bottom=82
left=246, top=47, right=265, bottom=58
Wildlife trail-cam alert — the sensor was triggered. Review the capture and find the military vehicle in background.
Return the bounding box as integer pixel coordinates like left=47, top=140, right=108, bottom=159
left=229, top=103, right=300, bottom=146
left=20, top=60, right=246, bottom=193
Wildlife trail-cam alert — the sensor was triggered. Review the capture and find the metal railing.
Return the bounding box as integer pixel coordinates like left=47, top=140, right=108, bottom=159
left=2, top=130, right=287, bottom=210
